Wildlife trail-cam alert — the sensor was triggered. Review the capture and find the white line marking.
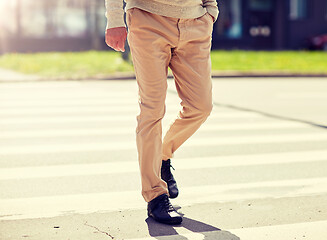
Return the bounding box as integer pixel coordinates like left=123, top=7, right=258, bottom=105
left=0, top=105, right=143, bottom=115
left=0, top=106, right=247, bottom=116
left=277, top=92, right=327, bottom=99
left=0, top=91, right=136, bottom=98
left=1, top=133, right=327, bottom=155
left=0, top=99, right=139, bottom=107
left=126, top=221, right=327, bottom=240
left=0, top=96, right=182, bottom=108
left=0, top=122, right=308, bottom=139
left=0, top=105, right=176, bottom=115
left=0, top=140, right=136, bottom=154
left=1, top=150, right=326, bottom=180
left=0, top=112, right=263, bottom=125
left=0, top=115, right=135, bottom=124
left=0, top=98, right=136, bottom=107
left=184, top=132, right=327, bottom=147
left=230, top=220, right=327, bottom=240
left=1, top=177, right=326, bottom=220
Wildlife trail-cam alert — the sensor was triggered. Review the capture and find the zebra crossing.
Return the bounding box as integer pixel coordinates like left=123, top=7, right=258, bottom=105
left=0, top=80, right=327, bottom=239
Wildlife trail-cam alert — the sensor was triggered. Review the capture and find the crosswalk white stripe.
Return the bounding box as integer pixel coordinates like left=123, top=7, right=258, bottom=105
left=0, top=98, right=138, bottom=106
left=1, top=177, right=326, bottom=220
left=0, top=106, right=140, bottom=115
left=1, top=150, right=326, bottom=180
left=0, top=98, right=139, bottom=107
left=0, top=81, right=87, bottom=89
left=126, top=221, right=327, bottom=240
left=0, top=115, right=137, bottom=124
left=174, top=149, right=327, bottom=168
left=0, top=94, right=136, bottom=100
left=0, top=127, right=138, bottom=138
left=0, top=122, right=308, bottom=139
left=183, top=132, right=327, bottom=147
left=0, top=140, right=136, bottom=154
left=0, top=105, right=184, bottom=115
left=0, top=161, right=138, bottom=180
left=0, top=84, right=136, bottom=91
left=0, top=96, right=181, bottom=107
left=0, top=90, right=136, bottom=97
left=0, top=112, right=263, bottom=125
left=0, top=106, right=242, bottom=115
left=1, top=132, right=326, bottom=155
left=230, top=220, right=327, bottom=240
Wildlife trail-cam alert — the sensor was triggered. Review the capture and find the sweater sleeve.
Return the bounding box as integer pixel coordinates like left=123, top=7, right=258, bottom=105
left=105, top=0, right=126, bottom=29
left=202, top=0, right=219, bottom=23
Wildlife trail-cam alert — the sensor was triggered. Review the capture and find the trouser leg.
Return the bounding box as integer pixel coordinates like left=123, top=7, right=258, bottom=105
left=126, top=8, right=179, bottom=202
left=162, top=13, right=214, bottom=160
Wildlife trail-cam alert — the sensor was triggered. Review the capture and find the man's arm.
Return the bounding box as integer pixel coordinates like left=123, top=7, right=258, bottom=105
left=105, top=0, right=127, bottom=52
left=105, top=0, right=125, bottom=29
left=202, top=0, right=219, bottom=23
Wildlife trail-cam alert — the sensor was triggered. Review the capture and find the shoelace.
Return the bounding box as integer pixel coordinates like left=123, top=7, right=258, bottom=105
left=170, top=164, right=175, bottom=171
left=159, top=195, right=175, bottom=213
left=162, top=161, right=175, bottom=178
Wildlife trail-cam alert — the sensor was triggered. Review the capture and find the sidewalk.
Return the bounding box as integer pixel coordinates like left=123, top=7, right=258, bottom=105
left=0, top=68, right=40, bottom=82
left=1, top=67, right=327, bottom=83
left=95, top=70, right=327, bottom=81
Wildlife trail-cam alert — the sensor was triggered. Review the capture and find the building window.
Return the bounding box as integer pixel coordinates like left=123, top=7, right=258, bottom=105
left=20, top=0, right=90, bottom=38
left=290, top=0, right=308, bottom=20
left=0, top=1, right=17, bottom=37
left=249, top=0, right=273, bottom=11
left=216, top=0, right=242, bottom=39
left=0, top=0, right=106, bottom=39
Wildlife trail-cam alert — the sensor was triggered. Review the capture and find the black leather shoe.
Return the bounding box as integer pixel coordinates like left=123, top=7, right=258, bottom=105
left=147, top=194, right=182, bottom=225
left=161, top=159, right=179, bottom=198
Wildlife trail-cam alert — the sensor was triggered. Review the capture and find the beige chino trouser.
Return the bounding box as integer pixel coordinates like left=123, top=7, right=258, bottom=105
left=126, top=7, right=214, bottom=202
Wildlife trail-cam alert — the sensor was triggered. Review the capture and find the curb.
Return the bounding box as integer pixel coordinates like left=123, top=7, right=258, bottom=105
left=1, top=72, right=327, bottom=83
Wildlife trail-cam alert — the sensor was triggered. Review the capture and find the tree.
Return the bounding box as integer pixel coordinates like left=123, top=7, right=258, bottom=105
left=16, top=0, right=22, bottom=39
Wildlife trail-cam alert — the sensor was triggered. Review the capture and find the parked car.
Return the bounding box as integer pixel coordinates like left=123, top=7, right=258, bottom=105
left=307, top=34, right=327, bottom=50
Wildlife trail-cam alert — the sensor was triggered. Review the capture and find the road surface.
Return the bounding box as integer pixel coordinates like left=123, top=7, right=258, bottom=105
left=0, top=78, right=326, bottom=240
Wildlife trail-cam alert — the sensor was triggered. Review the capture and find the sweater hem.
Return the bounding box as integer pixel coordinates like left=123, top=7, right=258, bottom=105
left=125, top=0, right=208, bottom=20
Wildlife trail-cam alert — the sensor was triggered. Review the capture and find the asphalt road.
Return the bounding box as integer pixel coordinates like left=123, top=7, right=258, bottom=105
left=0, top=78, right=326, bottom=240
left=211, top=77, right=327, bottom=127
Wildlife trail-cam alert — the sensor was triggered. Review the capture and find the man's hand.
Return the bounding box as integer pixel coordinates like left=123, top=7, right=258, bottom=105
left=105, top=27, right=127, bottom=52
left=210, top=15, right=215, bottom=23
left=207, top=13, right=215, bottom=23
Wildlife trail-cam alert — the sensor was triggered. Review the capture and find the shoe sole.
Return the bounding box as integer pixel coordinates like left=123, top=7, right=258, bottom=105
left=148, top=214, right=183, bottom=225
left=168, top=192, right=179, bottom=199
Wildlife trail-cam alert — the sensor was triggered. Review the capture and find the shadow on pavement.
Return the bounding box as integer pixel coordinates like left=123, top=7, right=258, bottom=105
left=145, top=216, right=240, bottom=240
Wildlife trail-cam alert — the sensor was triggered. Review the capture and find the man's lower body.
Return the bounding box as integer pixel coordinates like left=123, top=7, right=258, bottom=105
left=126, top=7, right=213, bottom=224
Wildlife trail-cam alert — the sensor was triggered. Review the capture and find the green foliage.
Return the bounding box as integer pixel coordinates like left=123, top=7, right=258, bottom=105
left=0, top=51, right=134, bottom=79
left=210, top=50, right=327, bottom=73
left=0, top=50, right=326, bottom=79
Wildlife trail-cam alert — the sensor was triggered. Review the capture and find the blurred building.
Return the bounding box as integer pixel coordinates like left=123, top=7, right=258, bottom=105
left=0, top=0, right=106, bottom=53
left=215, top=0, right=327, bottom=50
left=0, top=0, right=326, bottom=53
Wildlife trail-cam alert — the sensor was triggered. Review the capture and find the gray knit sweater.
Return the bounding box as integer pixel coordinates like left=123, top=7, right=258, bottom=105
left=105, top=0, right=219, bottom=29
